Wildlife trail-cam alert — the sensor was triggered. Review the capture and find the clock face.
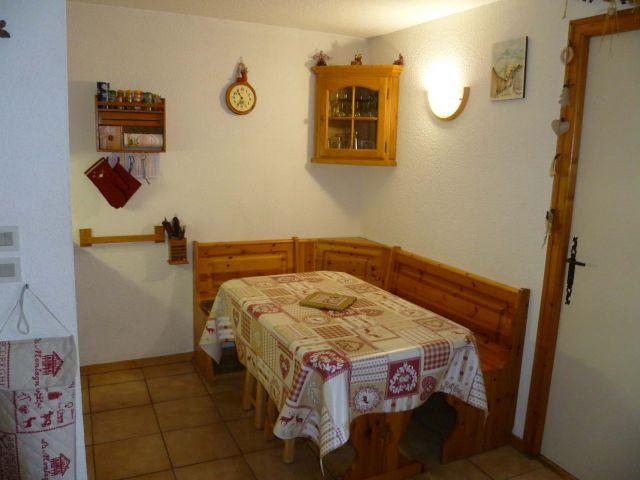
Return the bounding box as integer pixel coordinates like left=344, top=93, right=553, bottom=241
left=226, top=82, right=256, bottom=115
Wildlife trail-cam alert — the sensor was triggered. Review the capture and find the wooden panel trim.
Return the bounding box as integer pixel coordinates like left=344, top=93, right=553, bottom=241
left=394, top=249, right=521, bottom=303
left=80, top=352, right=193, bottom=376
left=523, top=9, right=640, bottom=454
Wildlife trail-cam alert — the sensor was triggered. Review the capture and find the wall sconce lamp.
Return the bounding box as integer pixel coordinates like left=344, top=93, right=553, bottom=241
left=427, top=85, right=470, bottom=121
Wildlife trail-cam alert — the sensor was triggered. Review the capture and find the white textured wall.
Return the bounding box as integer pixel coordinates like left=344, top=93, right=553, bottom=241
left=0, top=1, right=86, bottom=475
left=67, top=2, right=367, bottom=365
left=364, top=0, right=615, bottom=438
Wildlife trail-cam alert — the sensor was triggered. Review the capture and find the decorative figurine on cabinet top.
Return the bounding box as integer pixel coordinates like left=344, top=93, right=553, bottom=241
left=0, top=20, right=10, bottom=38
left=313, top=50, right=331, bottom=67
left=351, top=53, right=363, bottom=65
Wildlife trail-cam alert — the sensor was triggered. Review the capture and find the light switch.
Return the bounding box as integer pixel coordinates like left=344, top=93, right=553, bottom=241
left=0, top=257, right=21, bottom=282
left=0, top=226, right=19, bottom=251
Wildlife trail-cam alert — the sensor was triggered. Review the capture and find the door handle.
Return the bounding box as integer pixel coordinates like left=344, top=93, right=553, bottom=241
left=565, top=236, right=586, bottom=305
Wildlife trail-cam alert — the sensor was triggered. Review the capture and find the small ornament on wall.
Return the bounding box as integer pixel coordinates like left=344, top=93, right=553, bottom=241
left=559, top=84, right=571, bottom=107
left=560, top=44, right=574, bottom=64
left=551, top=118, right=570, bottom=136
left=0, top=20, right=10, bottom=38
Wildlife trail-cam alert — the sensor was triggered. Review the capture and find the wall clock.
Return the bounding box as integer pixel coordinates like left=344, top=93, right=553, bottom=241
left=225, top=62, right=256, bottom=115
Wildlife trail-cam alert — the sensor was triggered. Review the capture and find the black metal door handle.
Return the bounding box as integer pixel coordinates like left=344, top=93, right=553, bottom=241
left=565, top=236, right=586, bottom=304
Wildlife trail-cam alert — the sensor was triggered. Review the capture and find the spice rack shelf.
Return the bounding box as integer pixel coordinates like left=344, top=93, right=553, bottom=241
left=95, top=96, right=166, bottom=153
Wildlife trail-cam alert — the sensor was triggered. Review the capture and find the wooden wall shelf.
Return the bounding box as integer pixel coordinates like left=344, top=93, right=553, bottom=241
left=95, top=96, right=166, bottom=152
left=79, top=226, right=165, bottom=247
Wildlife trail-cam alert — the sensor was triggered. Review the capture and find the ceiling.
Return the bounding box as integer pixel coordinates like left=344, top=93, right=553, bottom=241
left=71, top=0, right=502, bottom=38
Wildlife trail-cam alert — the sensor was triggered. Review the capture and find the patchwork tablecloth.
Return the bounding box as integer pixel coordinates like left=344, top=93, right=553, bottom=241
left=199, top=271, right=487, bottom=457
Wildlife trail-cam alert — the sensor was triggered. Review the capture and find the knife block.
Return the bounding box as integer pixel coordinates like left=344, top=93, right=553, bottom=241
left=167, top=237, right=188, bottom=265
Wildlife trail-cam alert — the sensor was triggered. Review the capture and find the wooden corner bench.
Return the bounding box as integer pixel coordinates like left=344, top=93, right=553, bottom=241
left=193, top=236, right=529, bottom=463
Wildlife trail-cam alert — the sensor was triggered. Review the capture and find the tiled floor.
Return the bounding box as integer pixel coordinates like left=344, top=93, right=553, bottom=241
left=82, top=362, right=562, bottom=480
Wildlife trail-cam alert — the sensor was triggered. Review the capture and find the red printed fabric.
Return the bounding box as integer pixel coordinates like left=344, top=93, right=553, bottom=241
left=0, top=337, right=77, bottom=479
left=199, top=271, right=487, bottom=458
left=84, top=158, right=140, bottom=209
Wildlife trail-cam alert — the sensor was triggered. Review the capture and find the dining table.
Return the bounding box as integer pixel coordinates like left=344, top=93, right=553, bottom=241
left=199, top=270, right=487, bottom=479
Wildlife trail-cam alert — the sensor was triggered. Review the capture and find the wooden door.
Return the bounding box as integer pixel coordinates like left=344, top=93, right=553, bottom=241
left=540, top=28, right=640, bottom=479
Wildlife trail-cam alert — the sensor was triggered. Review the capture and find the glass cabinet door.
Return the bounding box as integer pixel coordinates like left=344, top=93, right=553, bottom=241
left=326, top=85, right=380, bottom=151
left=312, top=64, right=401, bottom=166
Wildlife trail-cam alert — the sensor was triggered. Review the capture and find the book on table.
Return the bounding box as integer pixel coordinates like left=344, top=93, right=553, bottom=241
left=300, top=291, right=356, bottom=311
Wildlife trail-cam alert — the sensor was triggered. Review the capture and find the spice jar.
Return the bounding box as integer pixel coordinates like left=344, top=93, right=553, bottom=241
left=108, top=90, right=116, bottom=108
left=116, top=90, right=125, bottom=109
left=125, top=90, right=134, bottom=108
left=133, top=90, right=143, bottom=110
left=143, top=92, right=153, bottom=110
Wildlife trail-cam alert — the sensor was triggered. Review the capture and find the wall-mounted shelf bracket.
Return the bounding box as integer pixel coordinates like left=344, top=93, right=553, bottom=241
left=79, top=226, right=165, bottom=247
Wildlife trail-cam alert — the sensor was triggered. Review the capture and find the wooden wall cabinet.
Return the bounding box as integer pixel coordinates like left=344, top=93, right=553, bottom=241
left=312, top=65, right=402, bottom=166
left=95, top=96, right=166, bottom=153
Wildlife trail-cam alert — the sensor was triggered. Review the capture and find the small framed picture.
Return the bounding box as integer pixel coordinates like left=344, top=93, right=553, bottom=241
left=490, top=36, right=528, bottom=100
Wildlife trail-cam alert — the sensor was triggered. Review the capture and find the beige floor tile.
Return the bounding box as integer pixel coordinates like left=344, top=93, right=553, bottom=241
left=146, top=373, right=207, bottom=403
left=226, top=417, right=280, bottom=453
left=92, top=405, right=159, bottom=444
left=143, top=362, right=195, bottom=379
left=90, top=380, right=151, bottom=412
left=469, top=446, right=543, bottom=480
left=510, top=467, right=562, bottom=480
left=90, top=368, right=144, bottom=386
left=423, top=459, right=491, bottom=480
left=86, top=446, right=95, bottom=480
left=212, top=388, right=253, bottom=421
left=322, top=442, right=355, bottom=479
left=82, top=388, right=90, bottom=413
left=174, top=456, right=256, bottom=480
left=127, top=472, right=175, bottom=480
left=163, top=424, right=240, bottom=467
left=84, top=414, right=92, bottom=445
left=154, top=395, right=221, bottom=432
left=244, top=442, right=324, bottom=480
left=206, top=370, right=245, bottom=396
left=93, top=434, right=170, bottom=480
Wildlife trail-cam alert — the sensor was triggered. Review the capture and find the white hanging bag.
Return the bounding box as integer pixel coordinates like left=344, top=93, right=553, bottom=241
left=0, top=284, right=77, bottom=479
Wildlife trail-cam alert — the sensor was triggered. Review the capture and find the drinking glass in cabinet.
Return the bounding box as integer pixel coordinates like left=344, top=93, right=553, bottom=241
left=330, top=88, right=352, bottom=117
left=355, top=88, right=378, bottom=117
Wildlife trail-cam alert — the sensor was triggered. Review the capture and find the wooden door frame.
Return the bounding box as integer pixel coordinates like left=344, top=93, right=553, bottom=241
left=523, top=8, right=640, bottom=454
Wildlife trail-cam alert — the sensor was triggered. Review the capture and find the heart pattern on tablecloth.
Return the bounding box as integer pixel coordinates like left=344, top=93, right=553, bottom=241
left=279, top=354, right=291, bottom=379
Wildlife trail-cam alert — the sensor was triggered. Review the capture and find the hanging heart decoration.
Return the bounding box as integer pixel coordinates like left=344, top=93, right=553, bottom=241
left=0, top=20, right=10, bottom=38
left=551, top=119, right=570, bottom=136
left=560, top=45, right=574, bottom=64
left=559, top=85, right=571, bottom=107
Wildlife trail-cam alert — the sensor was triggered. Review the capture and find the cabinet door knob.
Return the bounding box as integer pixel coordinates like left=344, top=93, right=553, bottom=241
left=108, top=135, right=114, bottom=141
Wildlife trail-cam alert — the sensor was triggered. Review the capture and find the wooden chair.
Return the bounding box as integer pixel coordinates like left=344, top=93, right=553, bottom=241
left=242, top=369, right=295, bottom=463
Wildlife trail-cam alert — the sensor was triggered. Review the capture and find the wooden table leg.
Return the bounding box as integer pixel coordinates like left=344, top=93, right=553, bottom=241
left=254, top=382, right=266, bottom=429
left=242, top=369, right=256, bottom=411
left=343, top=410, right=425, bottom=480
